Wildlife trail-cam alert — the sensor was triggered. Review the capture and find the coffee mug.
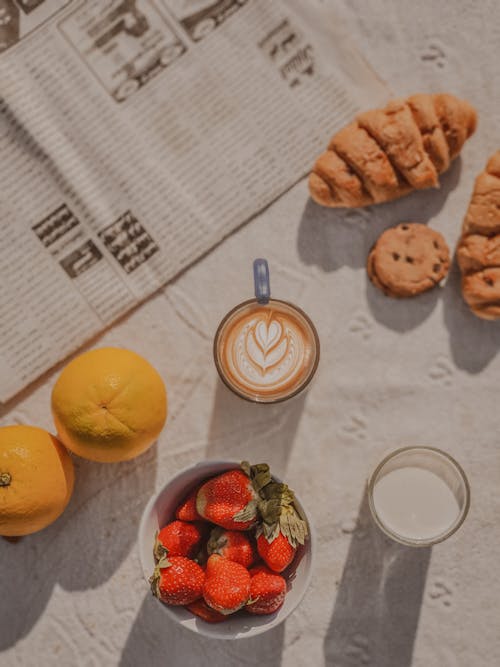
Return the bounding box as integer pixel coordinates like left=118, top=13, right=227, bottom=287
left=213, top=259, right=320, bottom=403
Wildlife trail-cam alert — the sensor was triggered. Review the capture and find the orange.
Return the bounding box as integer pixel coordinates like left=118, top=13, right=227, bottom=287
left=0, top=425, right=75, bottom=536
left=51, top=347, right=167, bottom=463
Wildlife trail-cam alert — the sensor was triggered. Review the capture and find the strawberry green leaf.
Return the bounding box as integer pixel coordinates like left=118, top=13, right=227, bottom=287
left=262, top=521, right=280, bottom=543
left=240, top=461, right=251, bottom=477
left=207, top=526, right=227, bottom=554
left=251, top=464, right=272, bottom=493
left=149, top=568, right=161, bottom=598
left=153, top=531, right=168, bottom=562
left=257, top=482, right=308, bottom=547
left=157, top=555, right=171, bottom=569
left=149, top=554, right=172, bottom=598
left=241, top=461, right=272, bottom=496
left=279, top=505, right=308, bottom=548
left=233, top=498, right=258, bottom=523
left=148, top=574, right=158, bottom=597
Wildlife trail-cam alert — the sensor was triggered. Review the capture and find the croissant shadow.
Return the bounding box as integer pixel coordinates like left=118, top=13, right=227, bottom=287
left=119, top=593, right=285, bottom=667
left=297, top=157, right=462, bottom=273
left=324, top=490, right=431, bottom=667
left=0, top=445, right=157, bottom=652
left=442, top=257, right=500, bottom=372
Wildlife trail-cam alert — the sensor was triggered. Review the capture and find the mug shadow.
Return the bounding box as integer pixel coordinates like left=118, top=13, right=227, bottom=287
left=0, top=444, right=157, bottom=652
left=205, top=380, right=307, bottom=473
left=443, top=258, right=500, bottom=373
left=119, top=594, right=285, bottom=667
left=297, top=158, right=462, bottom=273
left=324, top=491, right=431, bottom=667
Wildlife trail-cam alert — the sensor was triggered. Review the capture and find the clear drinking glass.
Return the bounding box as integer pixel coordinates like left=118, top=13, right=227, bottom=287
left=213, top=260, right=320, bottom=404
left=367, top=446, right=470, bottom=547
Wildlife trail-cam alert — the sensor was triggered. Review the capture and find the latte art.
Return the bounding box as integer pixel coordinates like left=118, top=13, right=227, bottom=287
left=215, top=300, right=319, bottom=402
left=233, top=316, right=303, bottom=388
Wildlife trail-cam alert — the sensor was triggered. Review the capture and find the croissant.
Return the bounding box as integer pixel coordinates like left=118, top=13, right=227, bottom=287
left=457, top=152, right=500, bottom=320
left=309, top=93, right=477, bottom=208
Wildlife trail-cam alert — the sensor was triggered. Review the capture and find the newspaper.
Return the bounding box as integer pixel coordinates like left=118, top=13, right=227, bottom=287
left=0, top=0, right=388, bottom=402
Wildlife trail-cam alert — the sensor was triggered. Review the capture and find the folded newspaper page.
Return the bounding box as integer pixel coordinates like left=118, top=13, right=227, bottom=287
left=0, top=0, right=388, bottom=402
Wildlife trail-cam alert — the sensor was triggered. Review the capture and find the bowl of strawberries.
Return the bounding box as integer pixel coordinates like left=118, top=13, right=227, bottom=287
left=138, top=459, right=315, bottom=639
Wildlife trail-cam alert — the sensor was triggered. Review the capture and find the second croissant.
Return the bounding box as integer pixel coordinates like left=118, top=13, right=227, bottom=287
left=309, top=93, right=477, bottom=208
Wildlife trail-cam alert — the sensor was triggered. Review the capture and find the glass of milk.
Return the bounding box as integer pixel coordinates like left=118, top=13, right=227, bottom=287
left=367, top=446, right=470, bottom=547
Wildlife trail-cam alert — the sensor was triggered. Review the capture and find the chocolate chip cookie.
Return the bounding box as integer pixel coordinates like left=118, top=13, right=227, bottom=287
left=367, top=223, right=450, bottom=297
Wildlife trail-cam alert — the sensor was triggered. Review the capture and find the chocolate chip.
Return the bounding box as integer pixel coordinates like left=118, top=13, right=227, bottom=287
left=484, top=276, right=494, bottom=286
left=405, top=256, right=414, bottom=263
left=392, top=252, right=400, bottom=260
left=401, top=225, right=409, bottom=230
left=433, top=240, right=440, bottom=250
left=433, top=263, right=441, bottom=272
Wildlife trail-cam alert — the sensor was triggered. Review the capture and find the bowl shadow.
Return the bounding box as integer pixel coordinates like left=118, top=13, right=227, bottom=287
left=119, top=594, right=285, bottom=667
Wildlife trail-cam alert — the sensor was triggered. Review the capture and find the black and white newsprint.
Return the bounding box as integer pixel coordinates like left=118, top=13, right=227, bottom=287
left=0, top=0, right=387, bottom=401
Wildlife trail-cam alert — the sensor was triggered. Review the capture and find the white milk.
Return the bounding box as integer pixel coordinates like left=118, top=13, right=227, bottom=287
left=372, top=466, right=460, bottom=541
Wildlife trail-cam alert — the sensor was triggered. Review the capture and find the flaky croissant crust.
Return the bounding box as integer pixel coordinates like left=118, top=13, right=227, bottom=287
left=310, top=93, right=477, bottom=208
left=457, top=151, right=500, bottom=320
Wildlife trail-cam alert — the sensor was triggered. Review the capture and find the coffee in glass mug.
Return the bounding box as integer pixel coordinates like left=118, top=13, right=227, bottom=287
left=213, top=260, right=319, bottom=403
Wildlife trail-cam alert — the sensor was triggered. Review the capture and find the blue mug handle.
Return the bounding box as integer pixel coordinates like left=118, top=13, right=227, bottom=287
left=253, top=259, right=270, bottom=304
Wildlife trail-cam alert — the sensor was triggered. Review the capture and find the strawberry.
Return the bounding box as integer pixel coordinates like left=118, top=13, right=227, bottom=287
left=249, top=564, right=274, bottom=575
left=149, top=555, right=204, bottom=606
left=186, top=599, right=227, bottom=624
left=176, top=486, right=203, bottom=522
left=255, top=473, right=308, bottom=572
left=203, top=554, right=251, bottom=614
left=154, top=521, right=203, bottom=560
left=247, top=565, right=287, bottom=615
left=256, top=532, right=296, bottom=573
left=196, top=469, right=259, bottom=530
left=207, top=527, right=256, bottom=568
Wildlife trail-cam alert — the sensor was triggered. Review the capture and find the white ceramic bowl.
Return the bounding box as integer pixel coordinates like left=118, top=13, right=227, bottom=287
left=138, top=460, right=315, bottom=639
